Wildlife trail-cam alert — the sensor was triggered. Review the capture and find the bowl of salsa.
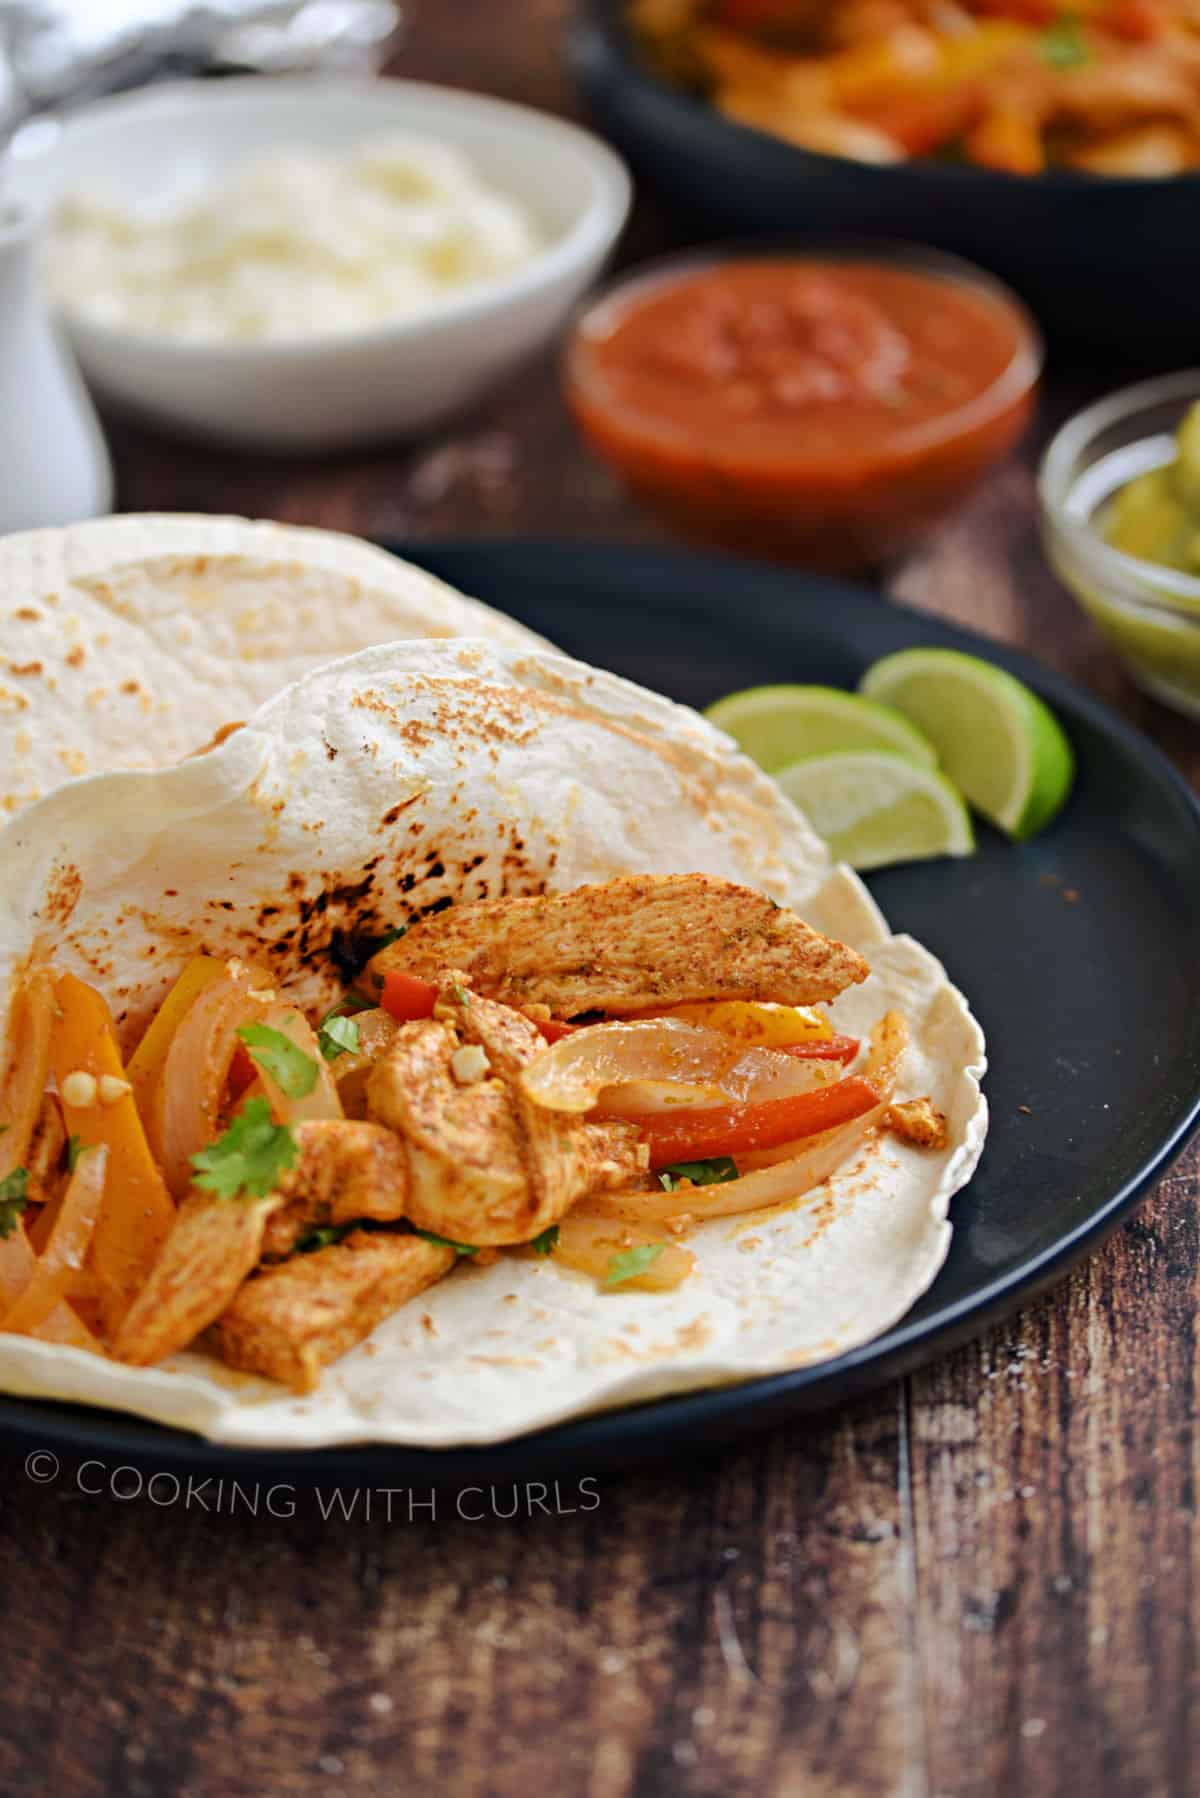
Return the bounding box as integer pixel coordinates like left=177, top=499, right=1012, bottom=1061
left=1040, top=371, right=1200, bottom=722
left=564, top=243, right=1041, bottom=572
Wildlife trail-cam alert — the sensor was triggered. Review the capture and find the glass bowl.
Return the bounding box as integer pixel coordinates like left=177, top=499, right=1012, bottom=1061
left=1040, top=372, right=1200, bottom=722
left=563, top=241, right=1042, bottom=573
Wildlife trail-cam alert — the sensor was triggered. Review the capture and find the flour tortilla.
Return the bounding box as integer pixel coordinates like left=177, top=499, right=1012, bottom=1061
left=0, top=512, right=547, bottom=819
left=0, top=639, right=987, bottom=1447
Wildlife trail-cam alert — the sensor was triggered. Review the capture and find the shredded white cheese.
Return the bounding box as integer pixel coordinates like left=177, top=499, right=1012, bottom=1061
left=45, top=135, right=543, bottom=344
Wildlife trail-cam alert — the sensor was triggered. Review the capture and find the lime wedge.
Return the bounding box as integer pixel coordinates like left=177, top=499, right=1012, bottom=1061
left=775, top=751, right=974, bottom=872
left=859, top=649, right=1074, bottom=839
left=705, top=684, right=937, bottom=774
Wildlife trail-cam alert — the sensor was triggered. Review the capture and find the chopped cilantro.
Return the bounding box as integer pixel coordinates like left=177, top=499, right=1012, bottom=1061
left=450, top=982, right=470, bottom=1006
left=298, top=1219, right=406, bottom=1254
left=321, top=991, right=374, bottom=1021
left=237, top=1022, right=319, bottom=1099
left=658, top=1156, right=739, bottom=1192
left=190, top=1098, right=299, bottom=1201
left=414, top=1227, right=479, bottom=1257
left=366, top=924, right=408, bottom=955
left=529, top=1224, right=560, bottom=1256
left=296, top=1222, right=353, bottom=1254
left=317, top=1012, right=361, bottom=1062
left=0, top=1168, right=28, bottom=1239
left=1040, top=15, right=1089, bottom=68
left=66, top=1134, right=87, bottom=1172
left=604, top=1243, right=665, bottom=1288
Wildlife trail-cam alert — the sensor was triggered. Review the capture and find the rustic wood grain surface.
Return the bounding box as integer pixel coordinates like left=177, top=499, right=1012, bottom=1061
left=1, top=5, right=1197, bottom=1796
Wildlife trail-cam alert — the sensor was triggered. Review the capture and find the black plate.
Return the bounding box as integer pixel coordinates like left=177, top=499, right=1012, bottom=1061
left=568, top=0, right=1200, bottom=356
left=2, top=543, right=1198, bottom=1486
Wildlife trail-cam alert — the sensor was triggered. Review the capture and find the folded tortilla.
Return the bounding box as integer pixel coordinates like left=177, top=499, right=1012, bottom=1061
left=0, top=512, right=547, bottom=819
left=0, top=639, right=986, bottom=1447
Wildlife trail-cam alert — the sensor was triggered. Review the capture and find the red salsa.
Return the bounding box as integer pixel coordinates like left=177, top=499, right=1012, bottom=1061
left=565, top=256, right=1039, bottom=570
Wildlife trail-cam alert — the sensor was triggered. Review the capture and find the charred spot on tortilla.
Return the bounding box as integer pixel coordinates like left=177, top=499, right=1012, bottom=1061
left=42, top=863, right=82, bottom=929
left=329, top=919, right=409, bottom=985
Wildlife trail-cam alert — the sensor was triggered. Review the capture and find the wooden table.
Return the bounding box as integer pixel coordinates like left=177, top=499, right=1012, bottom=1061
left=2, top=7, right=1197, bottom=1795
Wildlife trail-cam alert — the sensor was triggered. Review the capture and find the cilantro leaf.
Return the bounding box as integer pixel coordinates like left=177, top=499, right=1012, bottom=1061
left=1040, top=15, right=1089, bottom=68
left=319, top=992, right=374, bottom=1025
left=364, top=924, right=407, bottom=956
left=414, top=1228, right=479, bottom=1257
left=237, top=1022, right=319, bottom=1099
left=190, top=1098, right=299, bottom=1201
left=604, top=1243, right=665, bottom=1288
left=450, top=982, right=470, bottom=1007
left=658, top=1156, right=739, bottom=1192
left=529, top=1224, right=559, bottom=1256
left=317, top=1012, right=361, bottom=1062
left=66, top=1134, right=86, bottom=1173
left=0, top=1168, right=28, bottom=1239
left=297, top=1222, right=353, bottom=1254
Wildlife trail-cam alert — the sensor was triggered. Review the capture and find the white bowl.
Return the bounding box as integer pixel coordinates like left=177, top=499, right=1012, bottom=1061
left=8, top=76, right=631, bottom=452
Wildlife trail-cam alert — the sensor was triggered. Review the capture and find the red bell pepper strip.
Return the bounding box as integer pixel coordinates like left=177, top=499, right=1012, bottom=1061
left=228, top=1042, right=257, bottom=1097
left=533, top=1018, right=579, bottom=1044
left=603, top=1076, right=882, bottom=1168
left=778, top=1034, right=860, bottom=1065
left=380, top=970, right=439, bottom=1024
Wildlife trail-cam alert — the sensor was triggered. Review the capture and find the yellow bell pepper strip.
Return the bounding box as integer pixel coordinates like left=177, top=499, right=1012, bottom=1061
left=51, top=973, right=174, bottom=1327
left=965, top=106, right=1047, bottom=173
left=126, top=955, right=227, bottom=1120
left=652, top=999, right=834, bottom=1047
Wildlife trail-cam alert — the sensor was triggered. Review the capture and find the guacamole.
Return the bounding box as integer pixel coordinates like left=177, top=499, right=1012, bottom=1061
left=1105, top=400, right=1200, bottom=573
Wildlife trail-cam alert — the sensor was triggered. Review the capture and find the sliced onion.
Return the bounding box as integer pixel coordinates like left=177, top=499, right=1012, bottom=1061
left=586, top=1107, right=885, bottom=1225
left=32, top=1304, right=103, bottom=1352
left=522, top=1017, right=846, bottom=1115
left=0, top=1215, right=35, bottom=1314
left=154, top=962, right=273, bottom=1195
left=0, top=969, right=54, bottom=1181
left=553, top=1211, right=695, bottom=1290
left=598, top=1078, right=731, bottom=1116
left=3, top=1144, right=107, bottom=1335
left=257, top=1004, right=343, bottom=1124
left=862, top=1010, right=907, bottom=1101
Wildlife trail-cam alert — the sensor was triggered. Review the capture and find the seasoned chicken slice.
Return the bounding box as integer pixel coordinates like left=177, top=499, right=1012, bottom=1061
left=207, top=1230, right=455, bottom=1393
left=885, top=1097, right=949, bottom=1151
left=259, top=1119, right=409, bottom=1261
left=112, top=1189, right=283, bottom=1367
left=369, top=874, right=868, bottom=1017
left=367, top=978, right=646, bottom=1246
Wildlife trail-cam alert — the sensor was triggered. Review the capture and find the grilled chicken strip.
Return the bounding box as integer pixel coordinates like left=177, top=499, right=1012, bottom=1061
left=367, top=977, right=647, bottom=1245
left=369, top=874, right=868, bottom=1018
left=259, top=1119, right=410, bottom=1261
left=112, top=1189, right=283, bottom=1367
left=114, top=1121, right=409, bottom=1364
left=208, top=1231, right=455, bottom=1394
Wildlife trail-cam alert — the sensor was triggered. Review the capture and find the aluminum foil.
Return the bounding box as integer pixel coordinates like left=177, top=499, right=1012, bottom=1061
left=0, top=1, right=402, bottom=131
